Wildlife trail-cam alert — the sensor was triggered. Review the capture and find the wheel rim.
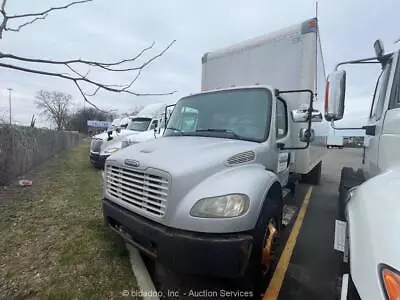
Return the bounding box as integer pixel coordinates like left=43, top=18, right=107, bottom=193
left=261, top=218, right=278, bottom=274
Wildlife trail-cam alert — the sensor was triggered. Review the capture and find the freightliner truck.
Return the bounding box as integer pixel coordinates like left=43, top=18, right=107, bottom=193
left=326, top=40, right=400, bottom=300
left=102, top=18, right=326, bottom=290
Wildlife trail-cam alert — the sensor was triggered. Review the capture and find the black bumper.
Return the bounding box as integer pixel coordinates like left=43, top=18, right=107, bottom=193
left=89, top=153, right=108, bottom=168
left=102, top=198, right=254, bottom=278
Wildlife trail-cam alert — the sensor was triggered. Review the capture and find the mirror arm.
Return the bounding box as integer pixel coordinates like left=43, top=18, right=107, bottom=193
left=277, top=89, right=314, bottom=150
left=334, top=56, right=381, bottom=71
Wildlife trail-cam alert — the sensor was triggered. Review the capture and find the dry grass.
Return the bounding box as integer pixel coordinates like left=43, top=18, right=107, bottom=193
left=0, top=142, right=139, bottom=300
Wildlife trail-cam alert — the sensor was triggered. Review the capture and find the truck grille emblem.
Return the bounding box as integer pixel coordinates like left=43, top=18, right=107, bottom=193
left=124, top=159, right=140, bottom=168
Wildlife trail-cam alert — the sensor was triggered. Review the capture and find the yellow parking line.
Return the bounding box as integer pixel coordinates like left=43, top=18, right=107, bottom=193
left=263, top=186, right=313, bottom=300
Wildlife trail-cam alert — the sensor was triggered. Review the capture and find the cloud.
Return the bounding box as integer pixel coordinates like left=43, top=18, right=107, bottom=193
left=0, top=0, right=398, bottom=129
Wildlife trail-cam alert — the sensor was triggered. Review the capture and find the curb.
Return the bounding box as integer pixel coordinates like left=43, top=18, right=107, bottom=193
left=126, top=243, right=160, bottom=300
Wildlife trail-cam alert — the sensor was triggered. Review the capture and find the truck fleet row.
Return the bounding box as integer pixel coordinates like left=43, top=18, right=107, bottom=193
left=97, top=17, right=398, bottom=300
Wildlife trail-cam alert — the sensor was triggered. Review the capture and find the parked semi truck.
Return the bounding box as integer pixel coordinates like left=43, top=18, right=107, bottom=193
left=102, top=18, right=325, bottom=291
left=89, top=103, right=167, bottom=169
left=326, top=40, right=400, bottom=300
left=118, top=104, right=175, bottom=149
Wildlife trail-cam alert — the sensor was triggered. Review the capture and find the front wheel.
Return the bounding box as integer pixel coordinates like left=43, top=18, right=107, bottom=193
left=246, top=197, right=282, bottom=296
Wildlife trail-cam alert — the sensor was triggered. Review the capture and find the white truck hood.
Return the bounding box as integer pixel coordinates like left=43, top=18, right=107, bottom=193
left=346, top=166, right=400, bottom=300
left=125, top=129, right=165, bottom=143
left=107, top=136, right=258, bottom=176
left=93, top=129, right=138, bottom=141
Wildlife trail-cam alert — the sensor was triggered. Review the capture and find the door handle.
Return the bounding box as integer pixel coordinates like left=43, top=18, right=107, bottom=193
left=362, top=125, right=376, bottom=136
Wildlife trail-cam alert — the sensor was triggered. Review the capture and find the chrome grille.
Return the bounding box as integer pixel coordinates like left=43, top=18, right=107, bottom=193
left=105, top=165, right=169, bottom=217
left=90, top=139, right=103, bottom=153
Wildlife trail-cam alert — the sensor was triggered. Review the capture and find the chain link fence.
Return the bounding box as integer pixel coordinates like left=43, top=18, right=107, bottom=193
left=0, top=125, right=84, bottom=186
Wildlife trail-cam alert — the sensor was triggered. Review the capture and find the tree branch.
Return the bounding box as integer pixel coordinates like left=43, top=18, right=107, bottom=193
left=5, top=14, right=48, bottom=32
left=74, top=81, right=108, bottom=113
left=1, top=0, right=7, bottom=12
left=0, top=0, right=176, bottom=112
left=8, top=0, right=92, bottom=19
left=0, top=40, right=175, bottom=70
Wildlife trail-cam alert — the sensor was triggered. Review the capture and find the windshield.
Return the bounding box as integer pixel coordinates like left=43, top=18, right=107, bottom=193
left=127, top=117, right=152, bottom=131
left=164, top=88, right=272, bottom=142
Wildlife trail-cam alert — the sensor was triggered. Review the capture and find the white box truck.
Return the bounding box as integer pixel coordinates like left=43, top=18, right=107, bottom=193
left=201, top=18, right=328, bottom=184
left=327, top=135, right=344, bottom=148
left=101, top=18, right=325, bottom=292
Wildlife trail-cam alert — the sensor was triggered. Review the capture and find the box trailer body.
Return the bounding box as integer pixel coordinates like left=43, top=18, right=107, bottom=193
left=201, top=18, right=328, bottom=176
left=327, top=135, right=344, bottom=148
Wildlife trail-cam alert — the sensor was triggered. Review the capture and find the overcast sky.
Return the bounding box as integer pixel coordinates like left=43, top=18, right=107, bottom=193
left=0, top=0, right=398, bottom=128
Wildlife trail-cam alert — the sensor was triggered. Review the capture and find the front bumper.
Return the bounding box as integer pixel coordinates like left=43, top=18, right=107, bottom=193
left=89, top=152, right=109, bottom=168
left=102, top=198, right=254, bottom=278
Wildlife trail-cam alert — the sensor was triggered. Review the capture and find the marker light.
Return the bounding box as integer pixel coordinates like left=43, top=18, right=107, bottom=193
left=381, top=266, right=400, bottom=300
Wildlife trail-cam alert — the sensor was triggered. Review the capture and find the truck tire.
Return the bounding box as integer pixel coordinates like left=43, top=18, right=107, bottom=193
left=338, top=167, right=364, bottom=220
left=246, top=196, right=282, bottom=296
left=301, top=161, right=322, bottom=185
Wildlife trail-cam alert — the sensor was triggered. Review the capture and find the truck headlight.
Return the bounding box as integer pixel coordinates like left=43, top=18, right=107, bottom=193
left=190, top=194, right=249, bottom=218
left=103, top=147, right=120, bottom=154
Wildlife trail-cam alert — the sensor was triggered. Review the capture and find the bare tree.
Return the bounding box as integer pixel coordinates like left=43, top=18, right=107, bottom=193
left=0, top=0, right=176, bottom=111
left=30, top=114, right=36, bottom=128
left=35, top=90, right=71, bottom=130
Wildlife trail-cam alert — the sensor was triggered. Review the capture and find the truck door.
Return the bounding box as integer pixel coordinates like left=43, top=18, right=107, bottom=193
left=364, top=58, right=393, bottom=178
left=275, top=98, right=291, bottom=186
left=378, top=53, right=400, bottom=172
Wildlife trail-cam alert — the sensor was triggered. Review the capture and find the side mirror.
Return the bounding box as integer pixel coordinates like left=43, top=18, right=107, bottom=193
left=107, top=130, right=113, bottom=141
left=299, top=128, right=315, bottom=143
left=291, top=109, right=323, bottom=123
left=325, top=70, right=346, bottom=121
left=374, top=39, right=385, bottom=59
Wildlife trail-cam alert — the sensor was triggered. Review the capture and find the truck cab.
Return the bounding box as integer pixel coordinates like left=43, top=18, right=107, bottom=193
left=325, top=41, right=400, bottom=300
left=89, top=103, right=167, bottom=169
left=102, top=85, right=322, bottom=293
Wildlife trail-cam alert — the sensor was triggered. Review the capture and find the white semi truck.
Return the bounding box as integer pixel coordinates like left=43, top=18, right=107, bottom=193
left=326, top=40, right=400, bottom=300
left=89, top=103, right=167, bottom=169
left=101, top=18, right=325, bottom=292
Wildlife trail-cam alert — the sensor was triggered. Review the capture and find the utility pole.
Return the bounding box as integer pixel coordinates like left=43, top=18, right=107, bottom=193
left=7, top=88, right=12, bottom=125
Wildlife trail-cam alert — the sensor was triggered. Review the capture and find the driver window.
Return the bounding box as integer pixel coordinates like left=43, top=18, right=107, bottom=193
left=276, top=98, right=288, bottom=139
left=370, top=61, right=392, bottom=120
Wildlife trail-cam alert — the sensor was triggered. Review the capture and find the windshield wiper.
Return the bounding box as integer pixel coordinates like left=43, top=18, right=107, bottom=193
left=166, top=127, right=183, bottom=134
left=195, top=128, right=244, bottom=139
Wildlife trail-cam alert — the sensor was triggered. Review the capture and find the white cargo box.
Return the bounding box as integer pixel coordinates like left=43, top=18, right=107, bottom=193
left=201, top=18, right=328, bottom=175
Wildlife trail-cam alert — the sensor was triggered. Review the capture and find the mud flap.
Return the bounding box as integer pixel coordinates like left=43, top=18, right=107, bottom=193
left=340, top=273, right=349, bottom=300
